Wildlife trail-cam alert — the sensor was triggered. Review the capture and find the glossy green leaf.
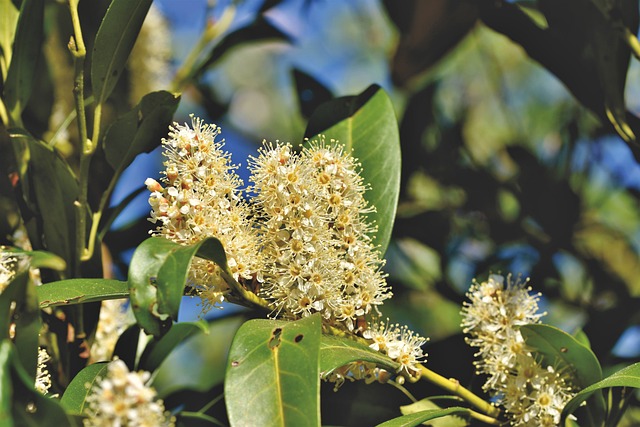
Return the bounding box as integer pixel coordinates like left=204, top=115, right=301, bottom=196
left=3, top=248, right=66, bottom=272
left=0, top=340, right=75, bottom=426
left=2, top=0, right=44, bottom=123
left=139, top=321, right=208, bottom=372
left=225, top=315, right=321, bottom=427
left=102, top=91, right=180, bottom=174
left=60, top=362, right=109, bottom=415
left=319, top=334, right=399, bottom=375
left=375, top=407, right=471, bottom=427
left=91, top=0, right=152, bottom=104
left=128, top=237, right=229, bottom=337
left=304, top=84, right=401, bottom=256
left=37, top=279, right=129, bottom=309
left=561, top=362, right=640, bottom=421
left=9, top=130, right=78, bottom=276
left=573, top=328, right=591, bottom=349
left=400, top=399, right=466, bottom=427
left=520, top=324, right=602, bottom=388
left=0, top=0, right=19, bottom=69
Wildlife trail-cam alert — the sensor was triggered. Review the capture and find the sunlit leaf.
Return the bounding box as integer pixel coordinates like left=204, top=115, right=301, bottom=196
left=60, top=362, right=109, bottom=415
left=319, top=334, right=399, bottom=375
left=128, top=237, right=229, bottom=337
left=37, top=279, right=129, bottom=309
left=562, top=362, right=640, bottom=422
left=225, top=315, right=321, bottom=427
left=400, top=399, right=467, bottom=427
left=0, top=0, right=19, bottom=69
left=2, top=0, right=44, bottom=123
left=520, top=324, right=602, bottom=388
left=304, top=85, right=401, bottom=256
left=91, top=0, right=153, bottom=104
left=375, top=407, right=471, bottom=427
left=139, top=321, right=208, bottom=373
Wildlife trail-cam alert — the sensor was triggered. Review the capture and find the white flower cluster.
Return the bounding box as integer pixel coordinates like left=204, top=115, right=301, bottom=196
left=249, top=141, right=390, bottom=331
left=84, top=359, right=174, bottom=427
left=461, top=274, right=575, bottom=426
left=35, top=347, right=52, bottom=395
left=0, top=251, right=16, bottom=293
left=90, top=299, right=132, bottom=363
left=146, top=117, right=427, bottom=378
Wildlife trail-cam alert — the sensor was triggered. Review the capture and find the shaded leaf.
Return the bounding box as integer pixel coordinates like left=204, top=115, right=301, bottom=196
left=3, top=248, right=66, bottom=271
left=304, top=85, right=401, bottom=256
left=112, top=324, right=143, bottom=369
left=561, top=361, right=640, bottom=421
left=0, top=340, right=75, bottom=426
left=225, top=315, right=321, bottom=427
left=37, top=279, right=129, bottom=309
left=2, top=0, right=44, bottom=123
left=91, top=0, right=153, bottom=105
left=128, top=237, right=229, bottom=337
left=102, top=91, right=180, bottom=174
left=375, top=407, right=471, bottom=427
left=319, top=334, right=399, bottom=375
left=293, top=69, right=333, bottom=119
left=9, top=130, right=78, bottom=276
left=60, top=362, right=109, bottom=415
left=139, top=321, right=208, bottom=373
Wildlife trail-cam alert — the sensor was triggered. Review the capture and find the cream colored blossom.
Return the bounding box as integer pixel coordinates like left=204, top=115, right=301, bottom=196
left=84, top=359, right=174, bottom=427
left=147, top=116, right=262, bottom=311
left=363, top=319, right=428, bottom=377
left=90, top=299, right=133, bottom=363
left=35, top=347, right=52, bottom=395
left=249, top=139, right=391, bottom=331
left=461, top=274, right=575, bottom=426
left=0, top=252, right=16, bottom=293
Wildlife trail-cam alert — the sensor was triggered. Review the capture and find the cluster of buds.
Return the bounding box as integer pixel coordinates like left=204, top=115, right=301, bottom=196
left=461, top=274, right=575, bottom=426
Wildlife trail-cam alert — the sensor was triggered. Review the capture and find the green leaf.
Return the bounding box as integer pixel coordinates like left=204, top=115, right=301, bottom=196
left=139, top=321, right=208, bottom=373
left=60, top=362, right=109, bottom=415
left=2, top=0, right=44, bottom=123
left=0, top=0, right=19, bottom=69
left=561, top=362, right=640, bottom=422
left=37, top=279, right=129, bottom=309
left=128, top=237, right=229, bottom=337
left=9, top=130, right=78, bottom=275
left=375, top=407, right=471, bottom=427
left=225, top=315, right=321, bottom=427
left=0, top=340, right=76, bottom=426
left=102, top=91, right=180, bottom=173
left=319, top=334, right=399, bottom=375
left=112, top=324, right=143, bottom=368
left=572, top=328, right=591, bottom=349
left=91, top=0, right=152, bottom=105
left=304, top=85, right=401, bottom=256
left=3, top=248, right=66, bottom=271
left=400, top=399, right=467, bottom=427
left=520, top=324, right=602, bottom=388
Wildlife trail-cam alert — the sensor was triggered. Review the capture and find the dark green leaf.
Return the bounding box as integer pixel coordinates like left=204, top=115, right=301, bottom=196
left=520, top=324, right=602, bottom=388
left=562, top=362, right=640, bottom=422
left=112, top=324, right=142, bottom=368
left=9, top=130, right=78, bottom=276
left=319, top=334, right=399, bottom=375
left=91, top=0, right=152, bottom=104
left=0, top=0, right=19, bottom=67
left=37, top=279, right=129, bottom=309
left=400, top=399, right=467, bottom=427
left=2, top=0, right=44, bottom=123
left=128, top=237, right=229, bottom=337
left=102, top=91, right=180, bottom=173
left=60, top=362, right=109, bottom=415
left=304, top=85, right=401, bottom=255
left=374, top=407, right=471, bottom=427
left=225, top=315, right=321, bottom=427
left=139, top=321, right=207, bottom=372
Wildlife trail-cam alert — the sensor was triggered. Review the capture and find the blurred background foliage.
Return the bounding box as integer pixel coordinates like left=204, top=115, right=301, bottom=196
left=2, top=0, right=640, bottom=424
